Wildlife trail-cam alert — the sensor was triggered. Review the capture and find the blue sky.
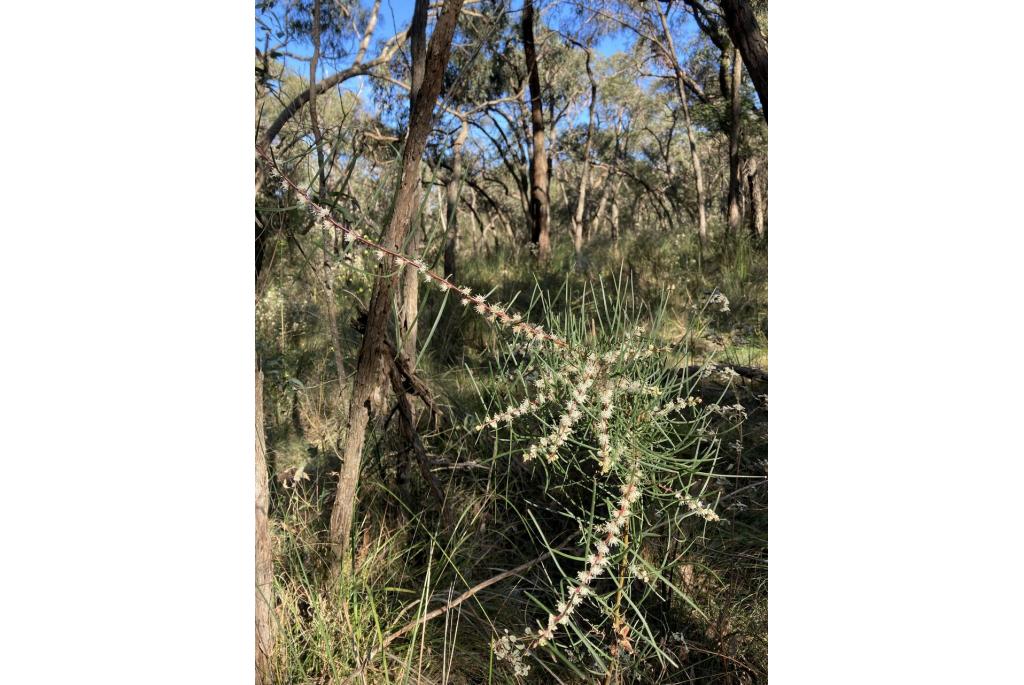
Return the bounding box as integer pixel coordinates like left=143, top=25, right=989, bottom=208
left=257, top=0, right=655, bottom=82
left=257, top=0, right=702, bottom=133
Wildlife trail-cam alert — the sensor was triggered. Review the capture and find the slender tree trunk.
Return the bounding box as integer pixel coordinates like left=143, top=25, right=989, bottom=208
left=720, top=0, right=767, bottom=120
left=747, top=158, right=764, bottom=239
left=522, top=0, right=550, bottom=261
left=629, top=188, right=643, bottom=233
left=255, top=367, right=274, bottom=684
left=592, top=174, right=613, bottom=238
left=582, top=168, right=603, bottom=239
left=442, top=126, right=467, bottom=361
left=399, top=0, right=429, bottom=366
left=610, top=186, right=621, bottom=240
left=399, top=198, right=422, bottom=365
left=726, top=46, right=744, bottom=236
left=657, top=6, right=707, bottom=246
left=717, top=45, right=732, bottom=101
left=678, top=86, right=707, bottom=245
left=444, top=118, right=469, bottom=280
left=572, top=49, right=598, bottom=258
left=328, top=0, right=464, bottom=574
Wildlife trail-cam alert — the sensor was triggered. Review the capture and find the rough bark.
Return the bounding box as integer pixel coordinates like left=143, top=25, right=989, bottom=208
left=328, top=0, right=465, bottom=574
left=720, top=0, right=767, bottom=120
left=726, top=46, right=744, bottom=236
left=255, top=367, right=274, bottom=684
left=522, top=0, right=551, bottom=261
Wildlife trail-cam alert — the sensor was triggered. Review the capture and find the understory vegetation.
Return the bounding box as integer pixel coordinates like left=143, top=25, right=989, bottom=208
left=256, top=0, right=767, bottom=682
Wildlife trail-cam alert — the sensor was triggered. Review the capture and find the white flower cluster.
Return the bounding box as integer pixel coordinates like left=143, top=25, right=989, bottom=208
left=677, top=491, right=721, bottom=522
left=598, top=324, right=675, bottom=364
left=493, top=631, right=530, bottom=677
left=525, top=355, right=599, bottom=463
left=614, top=378, right=663, bottom=396
left=265, top=165, right=290, bottom=194
left=594, top=383, right=616, bottom=472
left=707, top=366, right=740, bottom=385
left=628, top=562, right=652, bottom=585
left=529, top=471, right=643, bottom=648
left=707, top=402, right=748, bottom=423
left=474, top=372, right=558, bottom=432
left=708, top=290, right=730, bottom=312
left=654, top=394, right=702, bottom=417
left=603, top=343, right=656, bottom=364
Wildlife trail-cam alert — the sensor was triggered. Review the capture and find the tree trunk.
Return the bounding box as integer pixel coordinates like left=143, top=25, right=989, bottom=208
left=255, top=367, right=274, bottom=684
left=592, top=174, right=613, bottom=238
left=657, top=6, right=707, bottom=246
left=720, top=0, right=767, bottom=121
left=726, top=46, right=744, bottom=236
left=443, top=123, right=469, bottom=362
left=444, top=118, right=469, bottom=280
left=610, top=185, right=621, bottom=241
left=717, top=45, right=732, bottom=101
left=522, top=0, right=551, bottom=261
left=572, top=48, right=597, bottom=259
left=747, top=158, right=764, bottom=239
left=399, top=234, right=420, bottom=363
left=678, top=84, right=707, bottom=245
left=398, top=0, right=429, bottom=366
left=328, top=0, right=464, bottom=574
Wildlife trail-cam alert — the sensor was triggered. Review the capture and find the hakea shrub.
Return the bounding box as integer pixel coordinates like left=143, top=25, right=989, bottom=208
left=258, top=151, right=742, bottom=678
left=474, top=315, right=740, bottom=677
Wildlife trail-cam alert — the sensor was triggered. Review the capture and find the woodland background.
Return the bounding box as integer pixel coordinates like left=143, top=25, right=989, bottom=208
left=256, top=0, right=767, bottom=682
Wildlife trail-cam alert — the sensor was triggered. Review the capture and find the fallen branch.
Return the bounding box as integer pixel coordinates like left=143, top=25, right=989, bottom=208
left=348, top=546, right=560, bottom=680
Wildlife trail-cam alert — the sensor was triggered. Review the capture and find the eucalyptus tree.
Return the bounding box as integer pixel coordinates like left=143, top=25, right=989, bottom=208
left=327, top=0, right=466, bottom=572
left=683, top=0, right=765, bottom=120
left=522, top=0, right=551, bottom=260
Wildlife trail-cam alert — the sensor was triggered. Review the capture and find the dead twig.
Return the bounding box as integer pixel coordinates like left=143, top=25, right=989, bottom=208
left=385, top=352, right=451, bottom=526
left=347, top=545, right=562, bottom=681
